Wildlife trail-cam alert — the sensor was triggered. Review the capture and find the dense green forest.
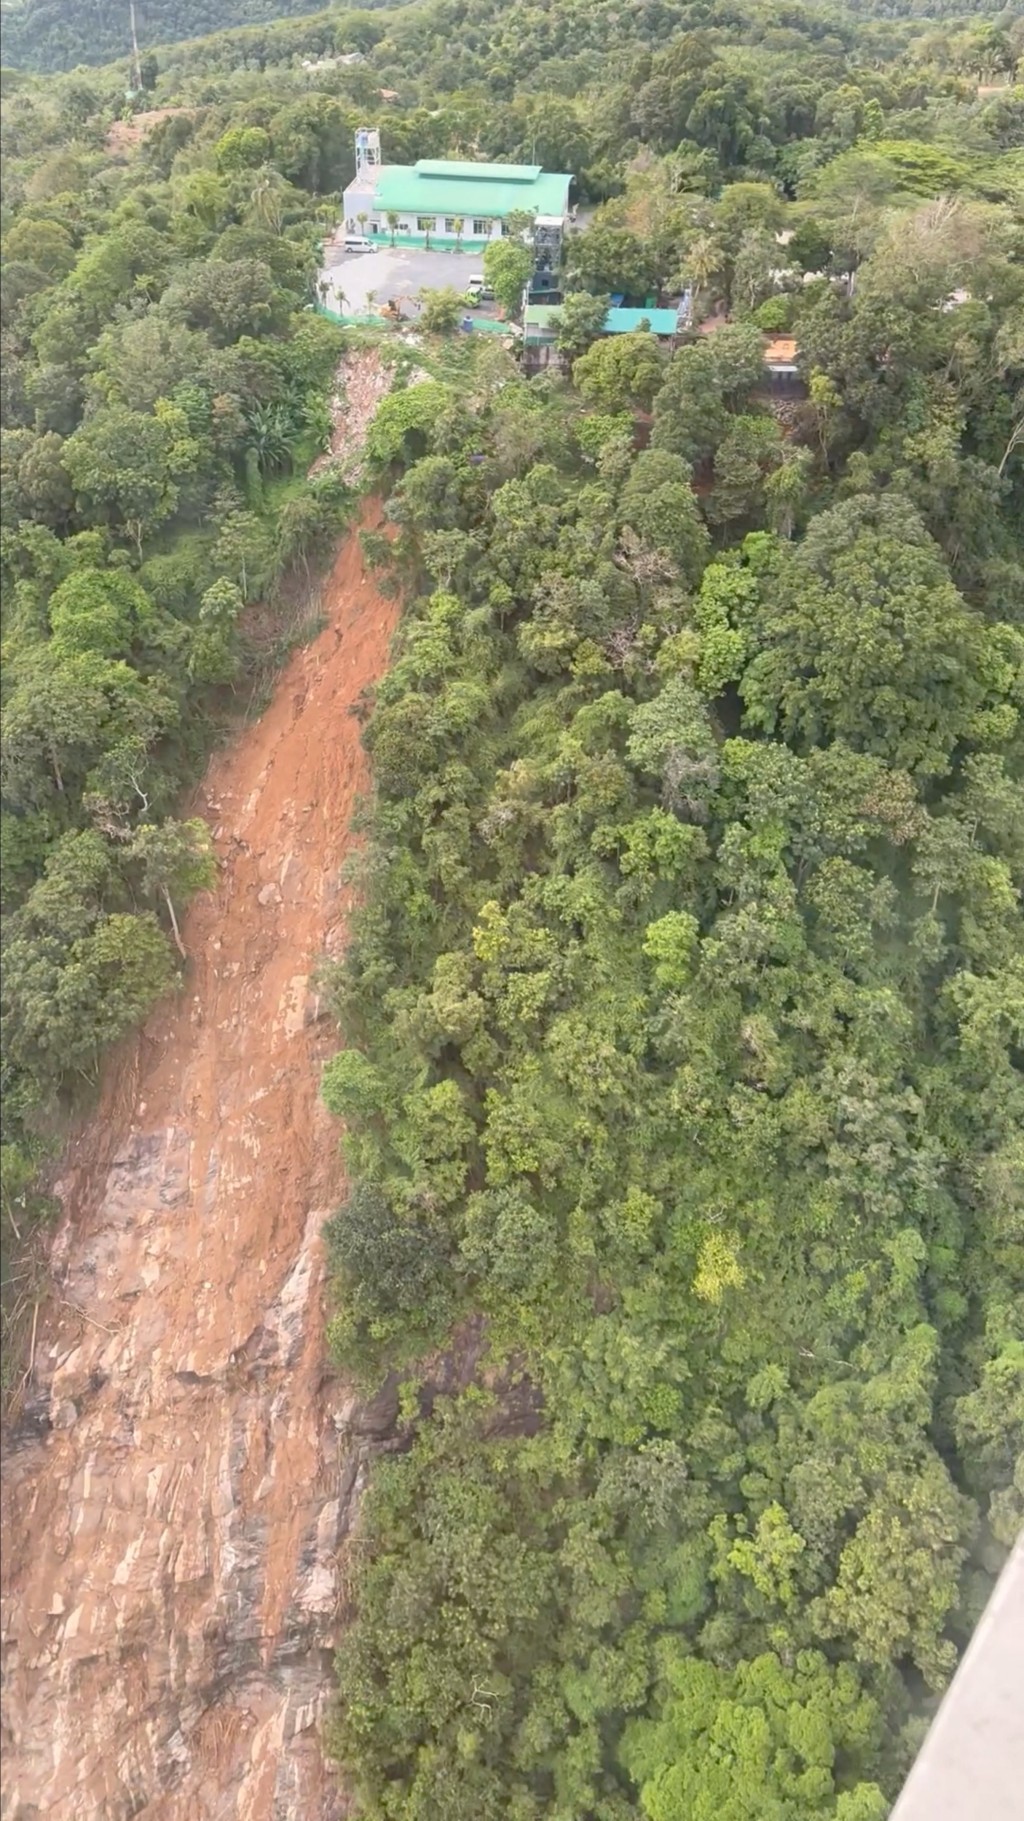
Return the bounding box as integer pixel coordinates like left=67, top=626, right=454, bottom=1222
left=0, top=0, right=379, bottom=75
left=3, top=0, right=1021, bottom=83
left=308, top=3, right=1017, bottom=1819
left=1, top=0, right=1022, bottom=1813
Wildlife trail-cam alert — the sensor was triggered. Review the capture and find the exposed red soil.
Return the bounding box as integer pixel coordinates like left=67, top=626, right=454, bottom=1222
left=0, top=504, right=399, bottom=1821
left=106, top=108, right=193, bottom=153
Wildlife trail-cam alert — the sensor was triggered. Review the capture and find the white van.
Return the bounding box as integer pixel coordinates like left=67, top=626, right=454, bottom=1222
left=466, top=275, right=494, bottom=302
left=343, top=235, right=374, bottom=253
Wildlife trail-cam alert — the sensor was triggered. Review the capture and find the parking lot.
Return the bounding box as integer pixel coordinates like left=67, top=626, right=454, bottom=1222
left=319, top=243, right=503, bottom=323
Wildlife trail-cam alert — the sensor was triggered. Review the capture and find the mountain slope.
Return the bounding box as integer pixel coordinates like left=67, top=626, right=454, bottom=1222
left=0, top=0, right=374, bottom=73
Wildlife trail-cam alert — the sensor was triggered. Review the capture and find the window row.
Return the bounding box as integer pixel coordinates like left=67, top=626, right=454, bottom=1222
left=346, top=216, right=499, bottom=236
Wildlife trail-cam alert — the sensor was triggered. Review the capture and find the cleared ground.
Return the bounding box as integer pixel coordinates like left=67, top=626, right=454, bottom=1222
left=320, top=243, right=503, bottom=321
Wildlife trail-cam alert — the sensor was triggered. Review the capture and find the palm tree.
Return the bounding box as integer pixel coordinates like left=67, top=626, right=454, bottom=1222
left=357, top=210, right=370, bottom=241
left=682, top=232, right=724, bottom=320
left=386, top=210, right=400, bottom=247
left=248, top=165, right=287, bottom=233
left=422, top=215, right=436, bottom=250
left=453, top=215, right=464, bottom=252
left=245, top=402, right=295, bottom=477
left=181, top=170, right=223, bottom=230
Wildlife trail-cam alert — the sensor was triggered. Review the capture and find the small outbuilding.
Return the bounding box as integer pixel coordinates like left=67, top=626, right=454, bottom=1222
left=604, top=307, right=680, bottom=337
left=762, top=333, right=803, bottom=395
left=521, top=304, right=681, bottom=345
left=522, top=303, right=685, bottom=361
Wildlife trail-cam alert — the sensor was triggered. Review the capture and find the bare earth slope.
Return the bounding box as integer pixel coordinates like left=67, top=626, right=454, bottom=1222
left=1, top=507, right=400, bottom=1821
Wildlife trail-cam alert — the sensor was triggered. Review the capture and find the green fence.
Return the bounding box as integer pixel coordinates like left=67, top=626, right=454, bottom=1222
left=315, top=304, right=514, bottom=335
left=355, top=231, right=481, bottom=252
left=316, top=306, right=382, bottom=326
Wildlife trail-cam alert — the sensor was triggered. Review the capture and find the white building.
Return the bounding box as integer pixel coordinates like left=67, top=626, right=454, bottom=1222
left=341, top=128, right=572, bottom=249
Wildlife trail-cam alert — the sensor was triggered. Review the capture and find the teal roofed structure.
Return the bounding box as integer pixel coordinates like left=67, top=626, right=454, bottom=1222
left=605, top=307, right=679, bottom=335
left=523, top=304, right=683, bottom=344
left=373, top=160, right=571, bottom=221
left=342, top=133, right=572, bottom=249
left=415, top=158, right=546, bottom=185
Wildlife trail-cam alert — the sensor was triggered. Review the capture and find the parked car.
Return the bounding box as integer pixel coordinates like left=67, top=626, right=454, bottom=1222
left=343, top=236, right=374, bottom=253
left=465, top=276, right=494, bottom=302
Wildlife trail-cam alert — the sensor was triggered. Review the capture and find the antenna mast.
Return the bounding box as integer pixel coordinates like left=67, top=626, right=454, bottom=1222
left=129, top=0, right=142, bottom=91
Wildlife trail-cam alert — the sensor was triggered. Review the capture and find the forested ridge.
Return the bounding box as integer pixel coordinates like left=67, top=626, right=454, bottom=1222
left=306, top=6, right=1019, bottom=1820
left=329, top=303, right=1023, bottom=1806
left=328, top=333, right=1023, bottom=1808
left=0, top=0, right=374, bottom=76
left=1, top=0, right=1022, bottom=1813
left=1, top=0, right=1013, bottom=76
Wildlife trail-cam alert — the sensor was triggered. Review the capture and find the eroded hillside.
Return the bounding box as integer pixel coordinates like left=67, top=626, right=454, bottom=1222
left=1, top=507, right=398, bottom=1821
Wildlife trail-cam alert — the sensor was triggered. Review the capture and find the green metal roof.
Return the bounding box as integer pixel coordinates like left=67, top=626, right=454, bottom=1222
left=416, top=159, right=542, bottom=184
left=524, top=304, right=679, bottom=340
left=373, top=159, right=571, bottom=221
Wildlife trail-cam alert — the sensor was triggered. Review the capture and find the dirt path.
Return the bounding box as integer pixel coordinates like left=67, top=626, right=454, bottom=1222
left=0, top=506, right=400, bottom=1821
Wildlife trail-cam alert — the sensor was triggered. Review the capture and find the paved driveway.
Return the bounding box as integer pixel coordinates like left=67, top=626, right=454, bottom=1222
left=320, top=244, right=502, bottom=322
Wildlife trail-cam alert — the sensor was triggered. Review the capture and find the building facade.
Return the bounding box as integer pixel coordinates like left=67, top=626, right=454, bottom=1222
left=341, top=130, right=572, bottom=250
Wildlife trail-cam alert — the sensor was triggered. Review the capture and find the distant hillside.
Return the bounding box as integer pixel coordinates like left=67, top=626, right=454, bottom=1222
left=1, top=0, right=381, bottom=72
left=4, top=0, right=1011, bottom=76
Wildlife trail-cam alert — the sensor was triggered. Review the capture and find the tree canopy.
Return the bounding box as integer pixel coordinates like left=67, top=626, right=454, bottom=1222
left=2, top=0, right=1022, bottom=1812
left=294, top=6, right=1019, bottom=1810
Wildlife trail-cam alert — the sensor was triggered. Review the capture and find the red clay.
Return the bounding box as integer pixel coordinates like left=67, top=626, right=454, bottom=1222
left=0, top=504, right=399, bottom=1821
left=106, top=108, right=193, bottom=153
